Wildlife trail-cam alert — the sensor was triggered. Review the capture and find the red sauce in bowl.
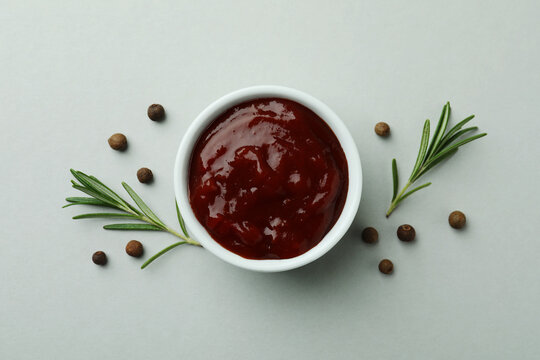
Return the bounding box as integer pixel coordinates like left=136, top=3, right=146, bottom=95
left=188, top=98, right=348, bottom=259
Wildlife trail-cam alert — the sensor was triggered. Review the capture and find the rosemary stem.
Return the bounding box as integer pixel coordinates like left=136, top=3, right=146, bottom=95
left=164, top=227, right=201, bottom=247
left=136, top=213, right=199, bottom=245
left=386, top=181, right=412, bottom=217
left=137, top=211, right=201, bottom=246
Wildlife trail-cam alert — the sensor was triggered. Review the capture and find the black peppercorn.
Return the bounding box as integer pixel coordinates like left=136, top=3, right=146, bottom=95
left=378, top=259, right=393, bottom=274
left=449, top=210, right=466, bottom=229
left=92, top=251, right=107, bottom=266
left=108, top=133, right=128, bottom=151
left=361, top=227, right=379, bottom=244
left=397, top=224, right=415, bottom=242
left=137, top=167, right=153, bottom=184
left=126, top=240, right=144, bottom=258
left=374, top=122, right=390, bottom=137
left=147, top=104, right=165, bottom=121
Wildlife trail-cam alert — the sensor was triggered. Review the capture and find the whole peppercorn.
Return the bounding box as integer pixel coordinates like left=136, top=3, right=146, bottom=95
left=108, top=133, right=128, bottom=151
left=147, top=104, right=165, bottom=121
left=361, top=227, right=379, bottom=244
left=374, top=122, right=390, bottom=137
left=137, top=167, right=153, bottom=184
left=126, top=240, right=144, bottom=258
left=449, top=210, right=466, bottom=229
left=92, top=251, right=108, bottom=266
left=378, top=259, right=393, bottom=274
left=397, top=224, right=415, bottom=242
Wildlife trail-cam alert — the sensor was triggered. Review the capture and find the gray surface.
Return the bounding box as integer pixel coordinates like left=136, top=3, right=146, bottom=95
left=1, top=1, right=539, bottom=359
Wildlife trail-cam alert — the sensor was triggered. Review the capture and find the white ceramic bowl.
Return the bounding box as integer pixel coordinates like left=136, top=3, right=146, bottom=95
left=174, top=85, right=362, bottom=272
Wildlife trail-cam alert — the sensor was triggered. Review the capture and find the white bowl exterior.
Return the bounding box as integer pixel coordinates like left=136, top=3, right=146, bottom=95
left=174, top=86, right=362, bottom=272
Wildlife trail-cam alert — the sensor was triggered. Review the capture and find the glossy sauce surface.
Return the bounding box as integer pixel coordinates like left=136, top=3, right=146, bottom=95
left=189, top=98, right=348, bottom=259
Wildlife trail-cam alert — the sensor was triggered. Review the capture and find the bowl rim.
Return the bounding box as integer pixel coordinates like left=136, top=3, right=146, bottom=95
left=174, top=85, right=362, bottom=272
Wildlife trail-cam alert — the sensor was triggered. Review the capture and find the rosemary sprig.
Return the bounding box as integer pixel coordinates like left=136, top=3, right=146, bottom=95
left=386, top=102, right=486, bottom=217
left=64, top=169, right=200, bottom=268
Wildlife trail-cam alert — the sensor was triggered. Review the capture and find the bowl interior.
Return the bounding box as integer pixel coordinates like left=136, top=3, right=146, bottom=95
left=174, top=85, right=362, bottom=272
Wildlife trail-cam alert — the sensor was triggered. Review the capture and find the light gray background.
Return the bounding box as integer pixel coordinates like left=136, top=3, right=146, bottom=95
left=1, top=1, right=539, bottom=359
